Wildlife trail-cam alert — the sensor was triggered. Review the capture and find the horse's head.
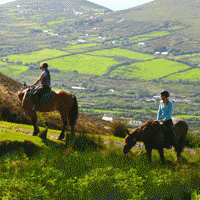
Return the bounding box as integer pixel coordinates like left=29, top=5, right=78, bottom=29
left=123, top=128, right=143, bottom=154
left=17, top=82, right=29, bottom=102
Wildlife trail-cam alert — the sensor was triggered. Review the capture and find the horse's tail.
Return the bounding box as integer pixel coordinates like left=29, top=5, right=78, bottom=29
left=69, top=95, right=78, bottom=126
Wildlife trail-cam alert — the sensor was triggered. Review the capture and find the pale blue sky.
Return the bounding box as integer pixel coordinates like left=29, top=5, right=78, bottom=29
left=0, top=0, right=153, bottom=11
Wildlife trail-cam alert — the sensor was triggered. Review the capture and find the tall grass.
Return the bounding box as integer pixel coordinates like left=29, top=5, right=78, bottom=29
left=0, top=122, right=200, bottom=199
left=0, top=135, right=200, bottom=199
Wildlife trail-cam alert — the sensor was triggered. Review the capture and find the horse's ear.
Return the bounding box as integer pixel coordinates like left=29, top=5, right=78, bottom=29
left=127, top=130, right=130, bottom=135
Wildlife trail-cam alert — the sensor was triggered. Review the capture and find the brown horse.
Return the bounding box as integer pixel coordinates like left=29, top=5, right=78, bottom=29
left=18, top=87, right=78, bottom=140
left=123, top=118, right=188, bottom=165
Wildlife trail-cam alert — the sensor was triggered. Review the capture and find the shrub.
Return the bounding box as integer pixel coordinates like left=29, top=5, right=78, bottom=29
left=186, top=131, right=200, bottom=148
left=110, top=120, right=128, bottom=138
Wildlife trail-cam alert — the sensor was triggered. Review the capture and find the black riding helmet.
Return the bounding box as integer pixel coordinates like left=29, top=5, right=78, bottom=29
left=161, top=90, right=170, bottom=98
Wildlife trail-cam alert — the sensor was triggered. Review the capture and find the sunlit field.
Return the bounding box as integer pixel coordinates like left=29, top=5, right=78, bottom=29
left=109, top=59, right=190, bottom=80
left=87, top=48, right=155, bottom=60
left=2, top=49, right=69, bottom=64
left=46, top=54, right=119, bottom=75
left=0, top=65, right=29, bottom=76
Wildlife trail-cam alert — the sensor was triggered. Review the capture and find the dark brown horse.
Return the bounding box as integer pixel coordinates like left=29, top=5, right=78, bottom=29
left=123, top=118, right=188, bottom=164
left=18, top=87, right=78, bottom=140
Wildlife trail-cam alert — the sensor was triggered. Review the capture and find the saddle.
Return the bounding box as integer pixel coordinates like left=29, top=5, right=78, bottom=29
left=29, top=86, right=52, bottom=102
left=28, top=86, right=52, bottom=111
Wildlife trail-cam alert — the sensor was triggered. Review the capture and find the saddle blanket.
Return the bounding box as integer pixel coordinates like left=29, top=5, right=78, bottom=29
left=29, top=91, right=52, bottom=102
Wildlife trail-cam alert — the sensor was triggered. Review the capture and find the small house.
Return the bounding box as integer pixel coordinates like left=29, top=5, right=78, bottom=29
left=102, top=113, right=116, bottom=122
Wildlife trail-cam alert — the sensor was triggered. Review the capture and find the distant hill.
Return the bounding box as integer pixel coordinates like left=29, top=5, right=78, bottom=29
left=108, top=0, right=200, bottom=41
left=0, top=72, right=110, bottom=134
left=0, top=0, right=112, bottom=56
left=0, top=0, right=111, bottom=16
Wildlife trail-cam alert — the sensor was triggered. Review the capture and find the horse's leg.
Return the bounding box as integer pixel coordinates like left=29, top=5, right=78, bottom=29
left=70, top=124, right=75, bottom=140
left=158, top=148, right=165, bottom=165
left=146, top=148, right=152, bottom=163
left=57, top=122, right=67, bottom=140
left=57, top=112, right=67, bottom=140
left=31, top=110, right=40, bottom=136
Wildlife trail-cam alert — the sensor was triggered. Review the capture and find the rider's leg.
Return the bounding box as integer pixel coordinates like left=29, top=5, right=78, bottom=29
left=32, top=86, right=43, bottom=111
left=164, top=119, right=173, bottom=149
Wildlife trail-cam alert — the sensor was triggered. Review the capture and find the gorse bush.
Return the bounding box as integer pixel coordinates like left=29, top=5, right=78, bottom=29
left=110, top=120, right=128, bottom=138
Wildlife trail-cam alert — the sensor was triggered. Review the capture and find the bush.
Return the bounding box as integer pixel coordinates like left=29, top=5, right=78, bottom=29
left=110, top=120, right=128, bottom=138
left=186, top=131, right=200, bottom=148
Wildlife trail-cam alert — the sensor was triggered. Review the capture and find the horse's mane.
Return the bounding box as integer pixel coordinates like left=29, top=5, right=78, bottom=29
left=140, top=119, right=155, bottom=130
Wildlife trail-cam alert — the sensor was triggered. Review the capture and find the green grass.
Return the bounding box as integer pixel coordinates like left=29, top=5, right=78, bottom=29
left=0, top=61, right=7, bottom=66
left=170, top=53, right=200, bottom=60
left=46, top=54, right=119, bottom=75
left=110, top=59, right=190, bottom=80
left=129, top=31, right=170, bottom=42
left=168, top=26, right=185, bottom=31
left=0, top=121, right=200, bottom=199
left=47, top=19, right=69, bottom=25
left=0, top=65, right=29, bottom=76
left=174, top=115, right=200, bottom=119
left=163, top=68, right=200, bottom=82
left=2, top=49, right=70, bottom=64
left=87, top=48, right=155, bottom=60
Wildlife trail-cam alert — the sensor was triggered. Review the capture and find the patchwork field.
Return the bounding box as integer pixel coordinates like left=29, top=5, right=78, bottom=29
left=46, top=54, right=119, bottom=75
left=0, top=65, right=29, bottom=76
left=129, top=31, right=170, bottom=42
left=0, top=61, right=7, bottom=66
left=2, top=49, right=70, bottom=64
left=87, top=48, right=155, bottom=60
left=163, top=68, right=200, bottom=82
left=109, top=59, right=190, bottom=80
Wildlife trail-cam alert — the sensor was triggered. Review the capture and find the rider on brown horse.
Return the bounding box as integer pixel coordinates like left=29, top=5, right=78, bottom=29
left=29, top=62, right=51, bottom=111
left=157, top=90, right=174, bottom=149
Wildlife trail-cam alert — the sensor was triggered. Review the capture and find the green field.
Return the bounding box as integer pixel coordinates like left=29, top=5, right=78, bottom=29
left=0, top=61, right=7, bottom=66
left=46, top=54, right=119, bottom=75
left=2, top=49, right=70, bottom=64
left=0, top=65, right=29, bottom=76
left=110, top=59, right=190, bottom=80
left=163, top=68, right=200, bottom=82
left=129, top=31, right=170, bottom=42
left=170, top=53, right=200, bottom=60
left=87, top=48, right=155, bottom=60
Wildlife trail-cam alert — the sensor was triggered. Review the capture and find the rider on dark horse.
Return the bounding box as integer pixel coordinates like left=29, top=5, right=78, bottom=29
left=157, top=90, right=174, bottom=149
left=29, top=62, right=51, bottom=110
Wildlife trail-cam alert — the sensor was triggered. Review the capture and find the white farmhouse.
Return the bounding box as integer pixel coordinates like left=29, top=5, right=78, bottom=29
left=102, top=113, right=116, bottom=122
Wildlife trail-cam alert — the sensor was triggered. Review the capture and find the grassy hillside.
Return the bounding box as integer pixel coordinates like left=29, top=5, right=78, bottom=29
left=111, top=0, right=200, bottom=41
left=0, top=121, right=199, bottom=199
